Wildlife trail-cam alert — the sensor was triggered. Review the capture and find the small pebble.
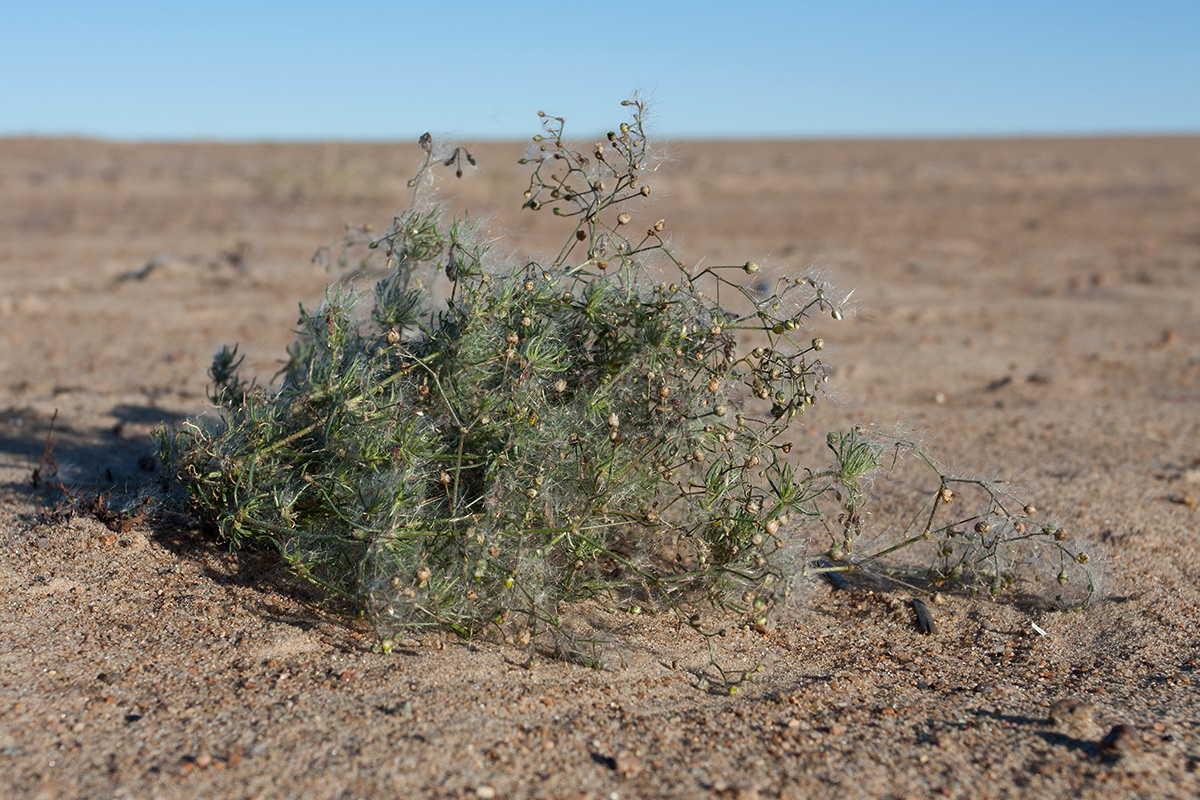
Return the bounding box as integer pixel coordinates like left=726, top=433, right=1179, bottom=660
left=1100, top=724, right=1143, bottom=761
left=912, top=598, right=937, bottom=635
left=1048, top=698, right=1096, bottom=733
left=613, top=749, right=643, bottom=777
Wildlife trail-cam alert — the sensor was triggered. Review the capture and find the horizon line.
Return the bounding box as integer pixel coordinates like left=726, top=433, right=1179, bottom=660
left=3, top=129, right=1199, bottom=146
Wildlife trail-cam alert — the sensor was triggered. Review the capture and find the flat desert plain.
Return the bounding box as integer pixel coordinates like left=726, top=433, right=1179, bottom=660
left=1, top=134, right=1199, bottom=799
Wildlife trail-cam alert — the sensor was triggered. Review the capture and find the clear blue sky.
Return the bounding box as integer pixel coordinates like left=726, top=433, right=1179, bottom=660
left=2, top=1, right=1197, bottom=141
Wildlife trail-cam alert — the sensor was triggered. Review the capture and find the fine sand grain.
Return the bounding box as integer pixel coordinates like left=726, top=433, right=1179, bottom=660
left=2, top=135, right=1198, bottom=799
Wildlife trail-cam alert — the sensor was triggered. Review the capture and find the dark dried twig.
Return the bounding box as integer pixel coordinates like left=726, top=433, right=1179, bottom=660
left=30, top=409, right=59, bottom=489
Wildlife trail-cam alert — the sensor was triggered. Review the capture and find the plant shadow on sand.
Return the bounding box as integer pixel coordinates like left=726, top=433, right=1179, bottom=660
left=1, top=402, right=372, bottom=651
left=1, top=403, right=177, bottom=497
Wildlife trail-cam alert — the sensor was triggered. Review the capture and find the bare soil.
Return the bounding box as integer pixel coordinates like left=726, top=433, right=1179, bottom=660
left=2, top=134, right=1199, bottom=799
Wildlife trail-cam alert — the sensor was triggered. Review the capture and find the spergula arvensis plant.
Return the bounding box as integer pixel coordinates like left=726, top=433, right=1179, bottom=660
left=157, top=98, right=1095, bottom=679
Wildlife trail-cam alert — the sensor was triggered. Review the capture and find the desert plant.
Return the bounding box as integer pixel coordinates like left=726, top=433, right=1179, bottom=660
left=157, top=99, right=1095, bottom=676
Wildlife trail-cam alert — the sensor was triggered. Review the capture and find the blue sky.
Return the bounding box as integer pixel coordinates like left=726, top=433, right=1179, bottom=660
left=2, top=1, right=1197, bottom=141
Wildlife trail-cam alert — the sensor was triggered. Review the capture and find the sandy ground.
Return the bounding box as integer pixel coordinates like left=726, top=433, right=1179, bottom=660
left=1, top=133, right=1199, bottom=799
